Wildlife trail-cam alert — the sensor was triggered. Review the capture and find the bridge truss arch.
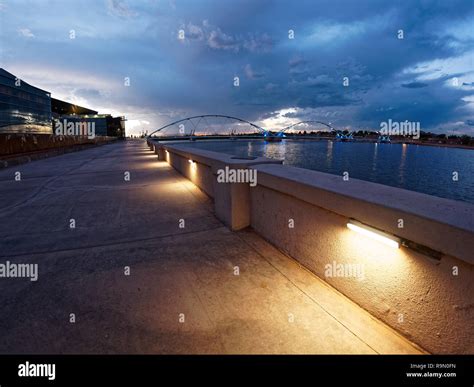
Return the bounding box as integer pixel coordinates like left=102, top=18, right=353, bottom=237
left=147, top=114, right=266, bottom=138
left=279, top=120, right=337, bottom=134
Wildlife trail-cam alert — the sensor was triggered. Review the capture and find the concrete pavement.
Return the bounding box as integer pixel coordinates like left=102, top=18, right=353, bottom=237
left=0, top=140, right=423, bottom=354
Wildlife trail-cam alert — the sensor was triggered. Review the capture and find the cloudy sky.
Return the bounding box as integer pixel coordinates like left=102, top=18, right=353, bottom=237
left=1, top=0, right=473, bottom=135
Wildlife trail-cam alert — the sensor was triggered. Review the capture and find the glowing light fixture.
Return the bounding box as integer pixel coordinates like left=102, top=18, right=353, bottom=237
left=188, top=159, right=195, bottom=164
left=347, top=220, right=400, bottom=249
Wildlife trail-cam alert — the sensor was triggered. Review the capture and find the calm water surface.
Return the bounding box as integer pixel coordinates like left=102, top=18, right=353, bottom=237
left=180, top=139, right=474, bottom=204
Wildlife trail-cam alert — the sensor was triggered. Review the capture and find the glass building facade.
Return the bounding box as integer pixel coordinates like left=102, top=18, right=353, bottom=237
left=0, top=68, right=52, bottom=134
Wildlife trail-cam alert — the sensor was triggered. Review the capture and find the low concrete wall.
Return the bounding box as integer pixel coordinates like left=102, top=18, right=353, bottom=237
left=249, top=164, right=473, bottom=354
left=1, top=135, right=117, bottom=168
left=147, top=139, right=474, bottom=354
left=152, top=141, right=281, bottom=230
left=0, top=133, right=114, bottom=157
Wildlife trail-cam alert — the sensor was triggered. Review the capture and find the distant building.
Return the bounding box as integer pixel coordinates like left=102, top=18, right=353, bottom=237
left=0, top=68, right=125, bottom=137
left=53, top=114, right=125, bottom=137
left=51, top=97, right=98, bottom=116
left=51, top=98, right=125, bottom=137
left=0, top=68, right=52, bottom=134
left=105, top=115, right=126, bottom=137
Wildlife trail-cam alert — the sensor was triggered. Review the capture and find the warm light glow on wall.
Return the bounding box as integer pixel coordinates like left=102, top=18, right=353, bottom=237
left=187, top=158, right=198, bottom=181
left=347, top=220, right=400, bottom=249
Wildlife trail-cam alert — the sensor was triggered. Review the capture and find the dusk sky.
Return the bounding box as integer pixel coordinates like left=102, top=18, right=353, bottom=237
left=1, top=0, right=473, bottom=136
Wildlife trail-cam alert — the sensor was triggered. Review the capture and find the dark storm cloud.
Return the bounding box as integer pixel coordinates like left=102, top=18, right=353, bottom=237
left=0, top=0, right=473, bottom=134
left=401, top=82, right=429, bottom=88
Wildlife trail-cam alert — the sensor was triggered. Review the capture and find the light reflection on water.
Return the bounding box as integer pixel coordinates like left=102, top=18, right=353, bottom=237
left=181, top=139, right=474, bottom=204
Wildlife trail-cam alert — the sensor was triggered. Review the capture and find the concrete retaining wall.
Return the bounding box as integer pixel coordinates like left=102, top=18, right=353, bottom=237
left=148, top=139, right=474, bottom=354
left=152, top=141, right=281, bottom=230
left=1, top=135, right=117, bottom=168
left=250, top=164, right=473, bottom=354
left=0, top=133, right=114, bottom=157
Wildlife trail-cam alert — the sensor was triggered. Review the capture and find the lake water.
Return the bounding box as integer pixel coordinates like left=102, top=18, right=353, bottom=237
left=179, top=139, right=474, bottom=204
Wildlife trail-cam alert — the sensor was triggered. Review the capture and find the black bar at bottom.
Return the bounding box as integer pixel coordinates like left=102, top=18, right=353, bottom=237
left=0, top=355, right=471, bottom=386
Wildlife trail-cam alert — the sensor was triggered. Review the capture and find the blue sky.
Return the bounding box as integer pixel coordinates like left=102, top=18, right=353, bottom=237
left=1, top=0, right=473, bottom=135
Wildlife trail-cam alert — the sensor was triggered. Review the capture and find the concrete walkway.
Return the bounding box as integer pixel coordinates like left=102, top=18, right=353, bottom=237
left=0, top=140, right=423, bottom=354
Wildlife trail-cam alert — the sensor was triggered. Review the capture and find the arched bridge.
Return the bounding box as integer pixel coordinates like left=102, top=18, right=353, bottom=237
left=280, top=120, right=337, bottom=133
left=146, top=115, right=338, bottom=139
left=147, top=114, right=266, bottom=138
